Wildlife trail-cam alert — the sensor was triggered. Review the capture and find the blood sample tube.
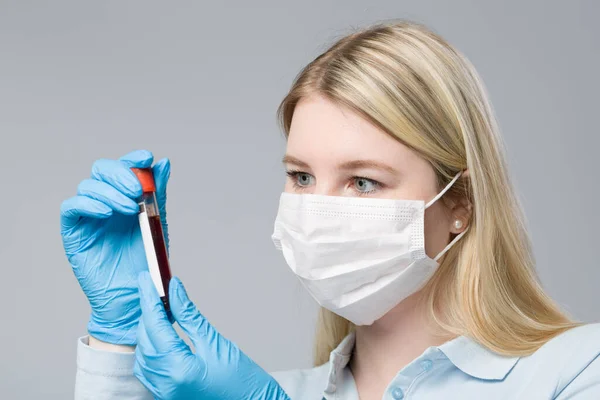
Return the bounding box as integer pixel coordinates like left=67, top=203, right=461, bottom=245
left=131, top=167, right=172, bottom=314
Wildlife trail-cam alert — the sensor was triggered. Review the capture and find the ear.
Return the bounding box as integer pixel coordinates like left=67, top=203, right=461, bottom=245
left=448, top=169, right=472, bottom=234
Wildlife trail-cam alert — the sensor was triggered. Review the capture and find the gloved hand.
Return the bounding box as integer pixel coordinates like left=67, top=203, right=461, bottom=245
left=60, top=150, right=171, bottom=345
left=134, top=272, right=290, bottom=400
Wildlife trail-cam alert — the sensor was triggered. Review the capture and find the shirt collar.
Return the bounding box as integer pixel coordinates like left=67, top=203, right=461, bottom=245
left=324, top=331, right=520, bottom=393
left=438, top=335, right=520, bottom=380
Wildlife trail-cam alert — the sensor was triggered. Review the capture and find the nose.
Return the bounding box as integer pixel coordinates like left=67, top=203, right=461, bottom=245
left=313, top=181, right=344, bottom=197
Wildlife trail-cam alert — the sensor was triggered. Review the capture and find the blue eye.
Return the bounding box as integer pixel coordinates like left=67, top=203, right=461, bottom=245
left=354, top=177, right=379, bottom=193
left=296, top=173, right=314, bottom=186
left=286, top=170, right=315, bottom=188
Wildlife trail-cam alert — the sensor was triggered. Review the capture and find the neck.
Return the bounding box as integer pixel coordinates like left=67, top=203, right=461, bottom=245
left=349, top=291, right=454, bottom=400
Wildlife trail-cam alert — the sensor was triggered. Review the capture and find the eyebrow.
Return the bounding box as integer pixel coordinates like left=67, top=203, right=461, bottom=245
left=281, top=155, right=310, bottom=168
left=282, top=155, right=399, bottom=175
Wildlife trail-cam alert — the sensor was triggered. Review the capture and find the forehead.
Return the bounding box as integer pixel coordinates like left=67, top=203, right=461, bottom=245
left=287, top=95, right=419, bottom=167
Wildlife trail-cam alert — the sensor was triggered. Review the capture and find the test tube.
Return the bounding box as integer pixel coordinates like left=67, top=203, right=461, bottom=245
left=131, top=167, right=172, bottom=314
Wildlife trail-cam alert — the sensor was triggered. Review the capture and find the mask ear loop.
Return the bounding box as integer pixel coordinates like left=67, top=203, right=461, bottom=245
left=425, top=171, right=464, bottom=209
left=434, top=227, right=469, bottom=262
left=423, top=170, right=468, bottom=262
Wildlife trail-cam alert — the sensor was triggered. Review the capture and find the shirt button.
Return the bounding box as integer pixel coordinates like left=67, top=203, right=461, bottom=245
left=391, top=387, right=404, bottom=399
left=420, top=359, right=433, bottom=372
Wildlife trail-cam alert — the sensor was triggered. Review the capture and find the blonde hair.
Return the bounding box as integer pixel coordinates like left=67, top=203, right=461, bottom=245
left=276, top=20, right=579, bottom=366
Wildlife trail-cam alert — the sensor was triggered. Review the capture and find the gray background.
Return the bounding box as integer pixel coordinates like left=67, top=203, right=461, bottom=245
left=0, top=0, right=598, bottom=398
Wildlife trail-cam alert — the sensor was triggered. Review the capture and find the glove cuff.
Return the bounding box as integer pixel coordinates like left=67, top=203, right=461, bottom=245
left=87, top=316, right=139, bottom=346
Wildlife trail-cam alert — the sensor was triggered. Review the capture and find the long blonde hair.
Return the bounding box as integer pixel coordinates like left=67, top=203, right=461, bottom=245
left=276, top=20, right=579, bottom=366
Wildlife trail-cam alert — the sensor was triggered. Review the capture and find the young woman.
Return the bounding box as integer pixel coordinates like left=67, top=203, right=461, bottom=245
left=62, top=20, right=600, bottom=400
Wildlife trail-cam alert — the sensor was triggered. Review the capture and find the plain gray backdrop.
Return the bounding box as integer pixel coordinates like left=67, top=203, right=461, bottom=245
left=0, top=0, right=598, bottom=398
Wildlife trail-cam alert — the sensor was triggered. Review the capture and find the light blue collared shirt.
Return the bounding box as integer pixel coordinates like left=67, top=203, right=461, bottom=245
left=272, top=323, right=600, bottom=399
left=75, top=323, right=600, bottom=399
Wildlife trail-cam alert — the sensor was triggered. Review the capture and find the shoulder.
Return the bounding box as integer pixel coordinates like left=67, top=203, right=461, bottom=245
left=524, top=323, right=600, bottom=398
left=271, top=363, right=330, bottom=398
left=533, top=322, right=600, bottom=364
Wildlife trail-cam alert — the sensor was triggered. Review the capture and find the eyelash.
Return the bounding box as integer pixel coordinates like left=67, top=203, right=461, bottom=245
left=285, top=170, right=306, bottom=190
left=285, top=169, right=382, bottom=196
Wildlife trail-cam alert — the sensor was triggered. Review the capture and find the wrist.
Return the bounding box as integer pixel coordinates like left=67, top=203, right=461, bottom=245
left=87, top=315, right=139, bottom=346
left=88, top=335, right=135, bottom=353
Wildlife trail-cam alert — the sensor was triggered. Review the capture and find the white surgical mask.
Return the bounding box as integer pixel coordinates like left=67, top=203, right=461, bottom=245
left=271, top=172, right=467, bottom=326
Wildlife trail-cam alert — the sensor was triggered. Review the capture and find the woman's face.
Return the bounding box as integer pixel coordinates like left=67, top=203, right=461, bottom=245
left=284, top=94, right=464, bottom=258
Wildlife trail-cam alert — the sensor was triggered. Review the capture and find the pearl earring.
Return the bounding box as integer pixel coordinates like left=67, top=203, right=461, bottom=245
left=454, top=220, right=464, bottom=230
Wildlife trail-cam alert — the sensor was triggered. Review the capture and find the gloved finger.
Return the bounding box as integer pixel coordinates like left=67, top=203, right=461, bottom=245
left=133, top=358, right=161, bottom=399
left=135, top=318, right=162, bottom=393
left=136, top=317, right=195, bottom=398
left=91, top=159, right=143, bottom=199
left=138, top=271, right=185, bottom=354
left=137, top=315, right=183, bottom=358
left=152, top=158, right=171, bottom=251
left=136, top=316, right=156, bottom=355
left=152, top=158, right=171, bottom=210
left=169, top=276, right=216, bottom=355
left=60, top=195, right=112, bottom=230
left=77, top=179, right=139, bottom=215
left=118, top=149, right=154, bottom=168
left=135, top=340, right=201, bottom=400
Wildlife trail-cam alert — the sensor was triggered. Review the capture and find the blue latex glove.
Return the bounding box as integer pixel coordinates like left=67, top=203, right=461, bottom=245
left=60, top=150, right=171, bottom=345
left=134, top=272, right=290, bottom=400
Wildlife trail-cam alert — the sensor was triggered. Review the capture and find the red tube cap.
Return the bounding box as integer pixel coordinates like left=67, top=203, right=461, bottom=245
left=131, top=167, right=156, bottom=193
